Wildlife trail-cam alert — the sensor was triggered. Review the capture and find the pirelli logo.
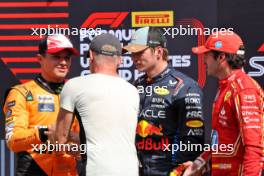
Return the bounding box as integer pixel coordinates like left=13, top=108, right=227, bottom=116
left=132, top=11, right=174, bottom=27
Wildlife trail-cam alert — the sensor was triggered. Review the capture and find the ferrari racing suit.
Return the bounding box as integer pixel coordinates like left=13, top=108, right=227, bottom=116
left=135, top=66, right=205, bottom=176
left=3, top=75, right=79, bottom=176
left=209, top=69, right=264, bottom=176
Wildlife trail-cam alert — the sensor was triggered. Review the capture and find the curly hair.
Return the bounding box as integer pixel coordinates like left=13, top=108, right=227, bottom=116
left=212, top=46, right=246, bottom=69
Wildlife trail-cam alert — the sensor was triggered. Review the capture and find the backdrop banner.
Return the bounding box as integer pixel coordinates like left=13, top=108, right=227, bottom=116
left=0, top=0, right=263, bottom=175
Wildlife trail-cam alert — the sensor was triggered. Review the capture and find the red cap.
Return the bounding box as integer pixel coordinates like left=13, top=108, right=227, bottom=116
left=192, top=32, right=244, bottom=55
left=39, top=34, right=79, bottom=55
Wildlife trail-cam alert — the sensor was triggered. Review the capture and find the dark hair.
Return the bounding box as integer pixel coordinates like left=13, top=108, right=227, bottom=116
left=38, top=38, right=48, bottom=55
left=211, top=46, right=246, bottom=69
left=149, top=47, right=169, bottom=61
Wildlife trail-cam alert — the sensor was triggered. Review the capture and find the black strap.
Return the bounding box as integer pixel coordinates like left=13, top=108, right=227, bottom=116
left=73, top=109, right=87, bottom=175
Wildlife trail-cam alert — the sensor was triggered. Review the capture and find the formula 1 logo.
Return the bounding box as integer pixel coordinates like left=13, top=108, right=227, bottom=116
left=80, top=12, right=206, bottom=87
left=81, top=12, right=129, bottom=28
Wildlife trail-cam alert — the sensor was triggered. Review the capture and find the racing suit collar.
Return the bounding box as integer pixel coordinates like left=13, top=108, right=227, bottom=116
left=218, top=69, right=243, bottom=86
left=34, top=75, right=64, bottom=94
left=146, top=66, right=170, bottom=83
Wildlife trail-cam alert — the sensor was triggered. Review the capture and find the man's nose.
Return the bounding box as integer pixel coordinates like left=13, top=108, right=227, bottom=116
left=59, top=57, right=70, bottom=64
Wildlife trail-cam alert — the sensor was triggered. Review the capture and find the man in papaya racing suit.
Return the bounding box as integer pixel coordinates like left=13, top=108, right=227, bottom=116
left=123, top=27, right=205, bottom=176
left=183, top=32, right=264, bottom=176
left=3, top=34, right=81, bottom=176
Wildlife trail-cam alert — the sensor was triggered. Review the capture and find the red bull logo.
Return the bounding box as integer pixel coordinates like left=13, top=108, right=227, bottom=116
left=136, top=138, right=169, bottom=151
left=136, top=120, right=163, bottom=138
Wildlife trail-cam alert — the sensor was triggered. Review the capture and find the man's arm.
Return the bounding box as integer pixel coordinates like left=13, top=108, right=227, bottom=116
left=55, top=108, right=74, bottom=144
left=235, top=89, right=263, bottom=175
left=3, top=89, right=41, bottom=152
left=173, top=82, right=205, bottom=163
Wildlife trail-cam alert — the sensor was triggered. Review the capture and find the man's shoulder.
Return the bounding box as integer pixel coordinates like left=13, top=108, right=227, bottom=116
left=65, top=75, right=88, bottom=86
left=112, top=76, right=138, bottom=94
left=168, top=69, right=200, bottom=88
left=3, top=80, right=36, bottom=103
left=232, top=71, right=262, bottom=91
left=11, top=80, right=37, bottom=95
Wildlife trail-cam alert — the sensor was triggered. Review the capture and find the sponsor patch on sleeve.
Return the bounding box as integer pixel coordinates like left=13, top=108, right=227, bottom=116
left=7, top=101, right=16, bottom=108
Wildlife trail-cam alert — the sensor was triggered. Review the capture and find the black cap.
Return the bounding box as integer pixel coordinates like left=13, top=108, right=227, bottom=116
left=90, top=33, right=122, bottom=56
left=148, top=27, right=167, bottom=48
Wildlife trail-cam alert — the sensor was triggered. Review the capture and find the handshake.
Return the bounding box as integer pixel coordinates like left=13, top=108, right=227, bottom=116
left=36, top=125, right=80, bottom=146
left=169, top=155, right=210, bottom=176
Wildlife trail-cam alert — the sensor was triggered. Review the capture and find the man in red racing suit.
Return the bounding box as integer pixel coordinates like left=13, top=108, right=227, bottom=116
left=183, top=31, right=264, bottom=176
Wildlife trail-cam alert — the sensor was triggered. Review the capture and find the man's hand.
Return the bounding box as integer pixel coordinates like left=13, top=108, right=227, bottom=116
left=182, top=161, right=199, bottom=176
left=44, top=124, right=56, bottom=144
left=182, top=157, right=206, bottom=176
left=68, top=131, right=80, bottom=144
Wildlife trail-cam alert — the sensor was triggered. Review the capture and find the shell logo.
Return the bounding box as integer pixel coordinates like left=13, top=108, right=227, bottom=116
left=186, top=120, right=203, bottom=128
left=154, top=87, right=170, bottom=96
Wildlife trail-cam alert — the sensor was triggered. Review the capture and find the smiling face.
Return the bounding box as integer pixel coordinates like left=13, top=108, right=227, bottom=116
left=38, top=49, right=72, bottom=82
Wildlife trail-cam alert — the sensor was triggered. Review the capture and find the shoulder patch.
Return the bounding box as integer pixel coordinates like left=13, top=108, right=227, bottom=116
left=26, top=91, right=34, bottom=101
left=12, top=81, right=35, bottom=101
left=224, top=91, right=232, bottom=102
left=235, top=76, right=256, bottom=90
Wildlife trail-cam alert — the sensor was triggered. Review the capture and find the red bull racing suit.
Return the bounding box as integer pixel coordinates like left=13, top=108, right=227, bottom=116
left=209, top=69, right=264, bottom=176
left=3, top=75, right=79, bottom=176
left=135, top=67, right=205, bottom=176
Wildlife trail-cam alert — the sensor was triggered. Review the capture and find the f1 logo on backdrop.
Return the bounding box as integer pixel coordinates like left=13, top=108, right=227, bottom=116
left=81, top=11, right=174, bottom=28
left=248, top=43, right=264, bottom=77
left=81, top=12, right=129, bottom=28
left=80, top=11, right=206, bottom=87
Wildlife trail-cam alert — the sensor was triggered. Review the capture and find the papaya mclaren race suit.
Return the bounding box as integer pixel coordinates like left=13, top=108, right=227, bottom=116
left=135, top=66, right=205, bottom=176
left=3, top=75, right=80, bottom=176
left=199, top=69, right=264, bottom=176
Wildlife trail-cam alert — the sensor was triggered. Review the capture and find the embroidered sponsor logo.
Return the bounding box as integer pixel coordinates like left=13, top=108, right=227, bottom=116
left=154, top=87, right=170, bottom=96
left=224, top=91, right=231, bottom=102
left=186, top=120, right=203, bottom=128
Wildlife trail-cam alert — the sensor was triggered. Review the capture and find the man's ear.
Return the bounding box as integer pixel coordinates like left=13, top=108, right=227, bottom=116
left=37, top=54, right=43, bottom=65
left=218, top=52, right=226, bottom=63
left=154, top=46, right=163, bottom=59
left=89, top=50, right=94, bottom=61
left=117, top=56, right=122, bottom=66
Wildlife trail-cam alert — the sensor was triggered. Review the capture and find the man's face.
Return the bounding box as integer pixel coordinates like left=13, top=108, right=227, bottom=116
left=39, top=50, right=72, bottom=82
left=131, top=47, right=157, bottom=72
left=204, top=51, right=219, bottom=77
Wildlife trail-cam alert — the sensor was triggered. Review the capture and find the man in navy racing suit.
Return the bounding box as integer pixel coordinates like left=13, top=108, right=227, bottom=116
left=123, top=27, right=205, bottom=176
